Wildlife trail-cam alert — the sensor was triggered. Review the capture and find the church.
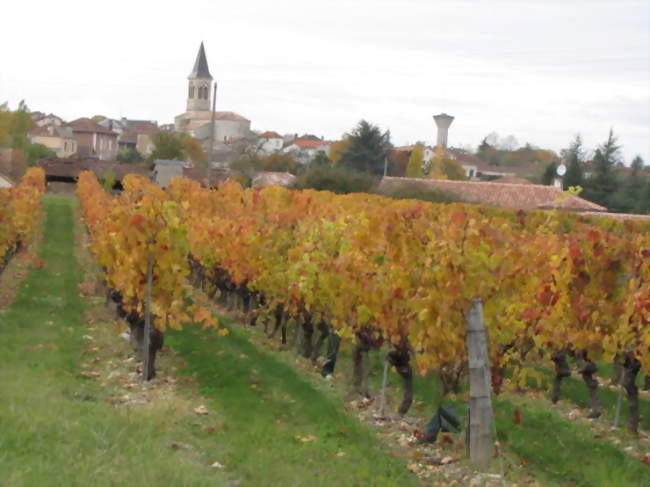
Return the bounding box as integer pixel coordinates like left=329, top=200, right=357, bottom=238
left=174, top=43, right=251, bottom=150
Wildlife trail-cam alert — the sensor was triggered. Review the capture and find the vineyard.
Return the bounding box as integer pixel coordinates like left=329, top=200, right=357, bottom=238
left=1, top=169, right=648, bottom=485
left=77, top=171, right=649, bottom=430
left=0, top=168, right=45, bottom=274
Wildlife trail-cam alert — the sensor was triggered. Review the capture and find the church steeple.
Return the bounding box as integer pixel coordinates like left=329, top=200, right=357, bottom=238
left=186, top=42, right=213, bottom=112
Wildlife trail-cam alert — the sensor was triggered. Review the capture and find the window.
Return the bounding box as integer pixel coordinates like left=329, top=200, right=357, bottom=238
left=189, top=86, right=195, bottom=98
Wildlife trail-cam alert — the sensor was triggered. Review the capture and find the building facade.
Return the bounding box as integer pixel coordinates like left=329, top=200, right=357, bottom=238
left=28, top=125, right=77, bottom=158
left=68, top=118, right=119, bottom=160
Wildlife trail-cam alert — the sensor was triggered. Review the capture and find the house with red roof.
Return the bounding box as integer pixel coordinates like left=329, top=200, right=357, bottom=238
left=258, top=131, right=284, bottom=153
left=282, top=137, right=331, bottom=164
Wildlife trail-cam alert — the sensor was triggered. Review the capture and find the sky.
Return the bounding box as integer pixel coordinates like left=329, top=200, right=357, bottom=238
left=2, top=0, right=649, bottom=162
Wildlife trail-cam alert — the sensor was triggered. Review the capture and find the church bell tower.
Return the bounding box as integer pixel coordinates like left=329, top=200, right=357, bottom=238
left=186, top=42, right=213, bottom=112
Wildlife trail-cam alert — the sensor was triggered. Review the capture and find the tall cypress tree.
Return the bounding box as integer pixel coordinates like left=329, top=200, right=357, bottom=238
left=561, top=134, right=585, bottom=189
left=583, top=129, right=621, bottom=209
left=339, top=120, right=392, bottom=175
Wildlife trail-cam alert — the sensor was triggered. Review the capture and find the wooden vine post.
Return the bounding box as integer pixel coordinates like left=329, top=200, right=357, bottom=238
left=142, top=252, right=154, bottom=382
left=465, top=298, right=493, bottom=468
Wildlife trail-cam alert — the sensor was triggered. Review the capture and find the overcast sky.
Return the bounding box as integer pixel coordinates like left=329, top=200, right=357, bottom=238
left=2, top=0, right=648, bottom=162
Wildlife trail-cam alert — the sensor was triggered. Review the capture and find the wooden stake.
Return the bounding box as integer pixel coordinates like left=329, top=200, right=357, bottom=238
left=465, top=298, right=493, bottom=468
left=379, top=358, right=389, bottom=417
left=142, top=252, right=154, bottom=382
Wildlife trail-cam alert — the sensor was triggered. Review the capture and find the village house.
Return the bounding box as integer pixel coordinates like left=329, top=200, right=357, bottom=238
left=32, top=113, right=64, bottom=128
left=28, top=125, right=77, bottom=158
left=257, top=131, right=284, bottom=154
left=68, top=118, right=119, bottom=160
left=118, top=120, right=160, bottom=156
left=282, top=136, right=331, bottom=164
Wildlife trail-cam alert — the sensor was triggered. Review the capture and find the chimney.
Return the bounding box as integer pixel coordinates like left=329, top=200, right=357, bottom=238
left=433, top=113, right=454, bottom=149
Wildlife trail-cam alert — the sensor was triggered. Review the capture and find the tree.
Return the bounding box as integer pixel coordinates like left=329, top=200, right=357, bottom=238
left=609, top=155, right=646, bottom=213
left=442, top=157, right=466, bottom=180
left=25, top=143, right=55, bottom=164
left=329, top=136, right=350, bottom=166
left=309, top=151, right=332, bottom=168
left=261, top=152, right=300, bottom=173
left=583, top=129, right=621, bottom=208
left=428, top=147, right=465, bottom=180
left=541, top=162, right=558, bottom=185
left=406, top=145, right=424, bottom=178
left=117, top=147, right=144, bottom=164
left=148, top=132, right=184, bottom=162
left=292, top=165, right=376, bottom=194
left=561, top=134, right=585, bottom=190
left=182, top=135, right=207, bottom=167
left=637, top=177, right=650, bottom=214
left=148, top=132, right=206, bottom=166
left=339, top=120, right=391, bottom=175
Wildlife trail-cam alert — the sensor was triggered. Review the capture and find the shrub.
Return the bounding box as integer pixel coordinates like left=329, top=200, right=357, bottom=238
left=292, top=166, right=377, bottom=194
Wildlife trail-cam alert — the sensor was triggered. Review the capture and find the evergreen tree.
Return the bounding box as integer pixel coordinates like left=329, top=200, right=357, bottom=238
left=339, top=120, right=392, bottom=175
left=610, top=155, right=646, bottom=213
left=541, top=162, right=557, bottom=185
left=561, top=134, right=585, bottom=189
left=637, top=176, right=650, bottom=214
left=583, top=129, right=621, bottom=208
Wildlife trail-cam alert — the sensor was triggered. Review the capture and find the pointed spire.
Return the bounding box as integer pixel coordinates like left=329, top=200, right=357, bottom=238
left=189, top=42, right=212, bottom=79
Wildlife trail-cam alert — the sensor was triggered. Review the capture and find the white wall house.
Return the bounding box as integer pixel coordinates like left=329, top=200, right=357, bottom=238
left=257, top=131, right=284, bottom=153
left=283, top=139, right=330, bottom=164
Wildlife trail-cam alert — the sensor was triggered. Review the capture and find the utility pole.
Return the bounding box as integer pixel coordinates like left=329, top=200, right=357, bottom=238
left=207, top=82, right=217, bottom=187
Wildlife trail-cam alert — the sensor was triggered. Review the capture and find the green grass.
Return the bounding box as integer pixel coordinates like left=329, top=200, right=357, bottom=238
left=350, top=348, right=650, bottom=487
left=551, top=361, right=650, bottom=431
left=166, top=319, right=418, bottom=487
left=0, top=197, right=232, bottom=487
left=0, top=196, right=417, bottom=487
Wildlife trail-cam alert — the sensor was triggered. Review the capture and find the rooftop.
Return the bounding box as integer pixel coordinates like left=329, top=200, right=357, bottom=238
left=38, top=158, right=150, bottom=181
left=68, top=118, right=118, bottom=135
left=378, top=176, right=607, bottom=212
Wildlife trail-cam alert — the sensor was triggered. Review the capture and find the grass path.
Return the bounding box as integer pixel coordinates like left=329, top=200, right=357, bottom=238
left=166, top=322, right=418, bottom=486
left=0, top=197, right=233, bottom=486
left=0, top=196, right=418, bottom=486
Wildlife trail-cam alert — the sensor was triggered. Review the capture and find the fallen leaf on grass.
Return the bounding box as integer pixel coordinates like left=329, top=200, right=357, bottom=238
left=296, top=434, right=316, bottom=443
left=80, top=371, right=101, bottom=379
left=171, top=442, right=190, bottom=450
left=193, top=405, right=209, bottom=415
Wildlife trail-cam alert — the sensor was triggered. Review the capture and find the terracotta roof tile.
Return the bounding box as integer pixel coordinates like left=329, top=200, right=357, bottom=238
left=68, top=118, right=118, bottom=135
left=292, top=139, right=326, bottom=149
left=259, top=131, right=282, bottom=138
left=378, top=176, right=606, bottom=212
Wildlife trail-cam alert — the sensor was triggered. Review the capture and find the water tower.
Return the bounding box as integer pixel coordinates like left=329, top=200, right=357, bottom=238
left=433, top=113, right=454, bottom=149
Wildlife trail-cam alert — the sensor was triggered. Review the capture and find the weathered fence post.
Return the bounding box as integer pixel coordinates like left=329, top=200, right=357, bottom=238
left=465, top=298, right=493, bottom=468
left=142, top=253, right=154, bottom=382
